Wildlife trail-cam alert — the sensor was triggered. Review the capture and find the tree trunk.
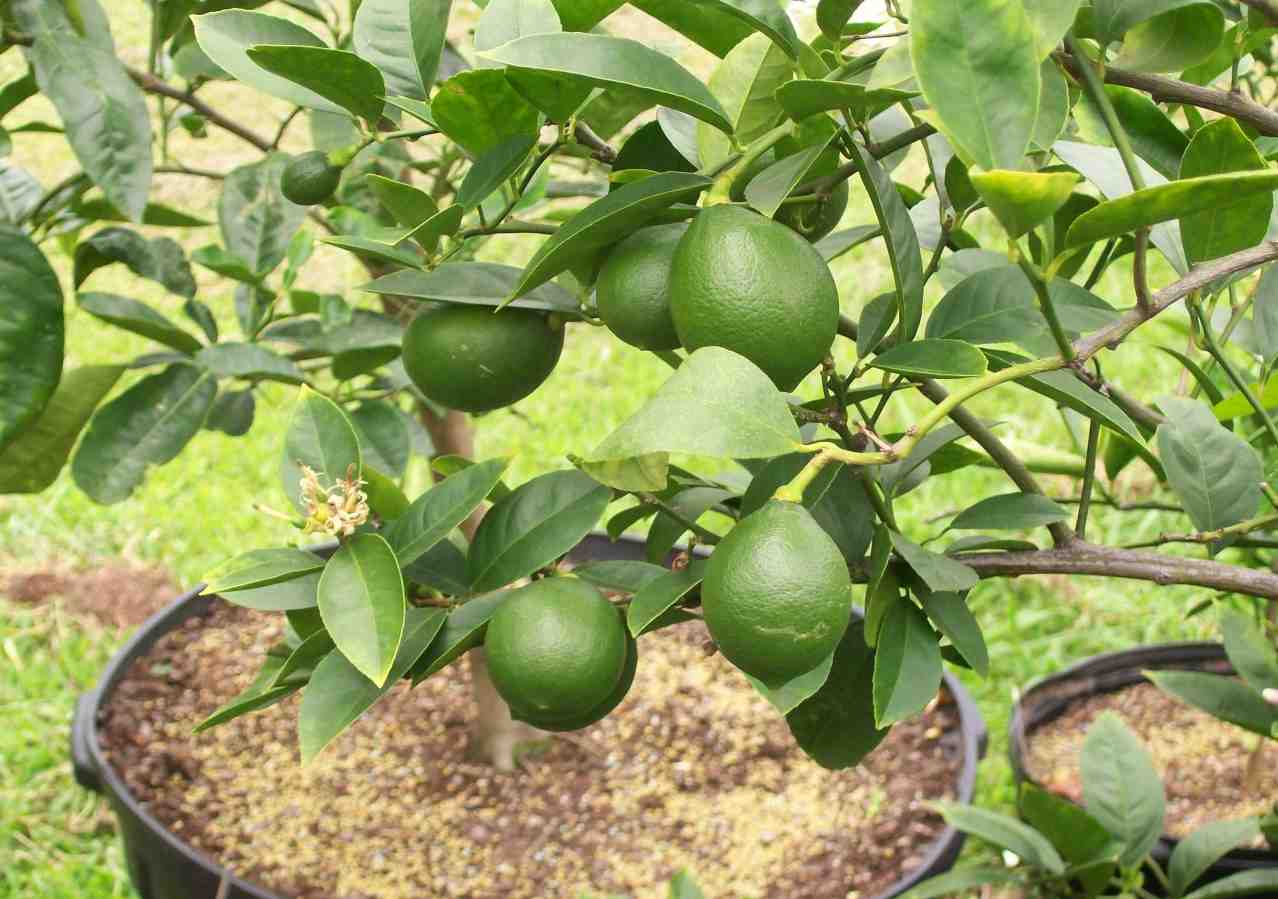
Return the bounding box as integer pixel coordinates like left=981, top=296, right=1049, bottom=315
left=418, top=406, right=545, bottom=771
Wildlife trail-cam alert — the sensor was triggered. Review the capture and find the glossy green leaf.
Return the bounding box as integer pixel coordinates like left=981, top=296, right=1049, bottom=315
left=365, top=174, right=438, bottom=242
left=272, top=630, right=335, bottom=686
left=817, top=0, right=863, bottom=41
left=646, top=489, right=731, bottom=563
left=1066, top=171, right=1278, bottom=250
left=971, top=170, right=1080, bottom=239
left=191, top=245, right=259, bottom=284
left=1156, top=396, right=1262, bottom=533
left=193, top=646, right=301, bottom=733
left=481, top=33, right=731, bottom=133
left=896, top=868, right=1019, bottom=899
left=697, top=33, right=792, bottom=171
left=298, top=605, right=445, bottom=762
left=193, top=11, right=341, bottom=113
left=1149, top=669, right=1278, bottom=739
left=816, top=224, right=881, bottom=263
left=468, top=469, right=611, bottom=592
left=891, top=532, right=979, bottom=593
left=1053, top=140, right=1187, bottom=274
left=393, top=205, right=465, bottom=252
left=196, top=343, right=304, bottom=384
left=349, top=401, right=411, bottom=479
left=321, top=235, right=422, bottom=269
left=871, top=339, right=988, bottom=379
left=362, top=262, right=583, bottom=318
left=74, top=230, right=196, bottom=299
left=247, top=44, right=386, bottom=124
left=933, top=803, right=1065, bottom=874
left=411, top=589, right=514, bottom=683
left=25, top=30, right=151, bottom=222
left=1179, top=119, right=1271, bottom=265
left=456, top=133, right=537, bottom=211
left=204, top=548, right=325, bottom=594
left=744, top=135, right=836, bottom=219
left=1031, top=60, right=1070, bottom=152
left=220, top=155, right=308, bottom=277
left=627, top=567, right=703, bottom=637
left=385, top=458, right=510, bottom=566
left=1170, top=818, right=1263, bottom=898
left=1074, top=85, right=1187, bottom=181
left=1023, top=0, right=1084, bottom=58
left=910, top=0, right=1039, bottom=170
left=475, top=0, right=561, bottom=57
left=920, top=591, right=988, bottom=677
left=432, top=70, right=539, bottom=157
left=79, top=294, right=199, bottom=359
left=71, top=364, right=216, bottom=504
left=873, top=600, right=942, bottom=726
left=1081, top=712, right=1166, bottom=867
left=0, top=229, right=62, bottom=451
left=950, top=492, right=1069, bottom=532
left=850, top=140, right=923, bottom=340
left=509, top=172, right=710, bottom=300
left=574, top=560, right=668, bottom=593
left=280, top=386, right=361, bottom=509
left=589, top=347, right=801, bottom=477
left=0, top=163, right=41, bottom=225
left=776, top=80, right=913, bottom=126
left=352, top=0, right=453, bottom=99
left=211, top=571, right=321, bottom=612
left=628, top=0, right=795, bottom=59
left=318, top=533, right=405, bottom=686
left=1093, top=0, right=1207, bottom=44
left=985, top=349, right=1146, bottom=448
left=1019, top=783, right=1116, bottom=893
left=72, top=197, right=211, bottom=229
left=0, top=365, right=121, bottom=494
left=1113, top=4, right=1225, bottom=74
left=786, top=620, right=888, bottom=769
left=1221, top=610, right=1278, bottom=694
left=747, top=651, right=835, bottom=715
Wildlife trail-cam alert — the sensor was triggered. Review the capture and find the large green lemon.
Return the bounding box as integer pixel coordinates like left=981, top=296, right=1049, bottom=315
left=280, top=150, right=342, bottom=206
left=511, top=629, right=638, bottom=732
left=669, top=205, right=839, bottom=391
left=594, top=223, right=686, bottom=351
left=401, top=305, right=564, bottom=413
left=484, top=578, right=628, bottom=723
left=701, top=500, right=852, bottom=686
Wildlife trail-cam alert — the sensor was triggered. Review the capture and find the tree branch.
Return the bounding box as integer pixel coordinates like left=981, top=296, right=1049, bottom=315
left=573, top=121, right=616, bottom=164
left=954, top=539, right=1278, bottom=600
left=1055, top=50, right=1278, bottom=137
left=797, top=123, right=937, bottom=197
left=127, top=68, right=273, bottom=153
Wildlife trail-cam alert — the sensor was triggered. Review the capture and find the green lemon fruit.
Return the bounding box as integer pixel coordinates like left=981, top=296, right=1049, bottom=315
left=595, top=223, right=686, bottom=351
left=669, top=205, right=839, bottom=391
left=280, top=150, right=342, bottom=206
left=402, top=305, right=564, bottom=413
left=776, top=179, right=849, bottom=242
left=701, top=500, right=852, bottom=686
left=484, top=578, right=629, bottom=723
left=511, top=628, right=638, bottom=732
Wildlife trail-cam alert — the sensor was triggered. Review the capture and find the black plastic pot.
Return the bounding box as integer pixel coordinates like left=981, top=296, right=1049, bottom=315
left=72, top=533, right=988, bottom=899
left=1009, top=642, right=1276, bottom=890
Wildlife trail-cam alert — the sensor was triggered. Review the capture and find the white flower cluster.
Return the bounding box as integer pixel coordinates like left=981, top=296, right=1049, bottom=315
left=299, top=463, right=370, bottom=537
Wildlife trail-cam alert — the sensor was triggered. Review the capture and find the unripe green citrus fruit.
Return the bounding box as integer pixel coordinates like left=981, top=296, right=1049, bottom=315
left=401, top=305, right=564, bottom=413
left=484, top=578, right=628, bottom=723
left=512, top=630, right=638, bottom=732
left=595, top=223, right=686, bottom=351
left=669, top=205, right=839, bottom=391
left=281, top=150, right=342, bottom=206
left=702, top=500, right=852, bottom=686
left=775, top=180, right=849, bottom=242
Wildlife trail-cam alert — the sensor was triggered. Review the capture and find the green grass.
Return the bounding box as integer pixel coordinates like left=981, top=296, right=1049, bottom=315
left=0, top=1, right=1245, bottom=896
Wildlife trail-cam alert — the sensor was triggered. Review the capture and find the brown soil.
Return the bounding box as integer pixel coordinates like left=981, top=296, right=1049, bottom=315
left=99, top=601, right=968, bottom=899
left=1, top=561, right=176, bottom=630
left=1024, top=681, right=1278, bottom=842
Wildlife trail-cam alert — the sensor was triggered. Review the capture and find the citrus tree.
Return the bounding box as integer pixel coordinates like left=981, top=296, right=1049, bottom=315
left=8, top=0, right=1278, bottom=781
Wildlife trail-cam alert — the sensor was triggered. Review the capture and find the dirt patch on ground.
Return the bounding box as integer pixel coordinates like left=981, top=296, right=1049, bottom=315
left=100, top=601, right=969, bottom=899
left=1, top=561, right=176, bottom=630
left=1024, top=681, right=1278, bottom=842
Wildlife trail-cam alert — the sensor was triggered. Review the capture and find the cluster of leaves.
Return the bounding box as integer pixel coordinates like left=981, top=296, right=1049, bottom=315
left=908, top=713, right=1278, bottom=899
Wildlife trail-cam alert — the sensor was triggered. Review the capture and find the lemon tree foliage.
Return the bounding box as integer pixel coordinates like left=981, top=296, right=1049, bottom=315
left=11, top=3, right=1278, bottom=875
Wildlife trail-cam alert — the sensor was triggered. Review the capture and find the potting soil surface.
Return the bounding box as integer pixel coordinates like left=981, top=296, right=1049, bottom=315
left=1024, top=680, right=1278, bottom=841
left=100, top=601, right=965, bottom=899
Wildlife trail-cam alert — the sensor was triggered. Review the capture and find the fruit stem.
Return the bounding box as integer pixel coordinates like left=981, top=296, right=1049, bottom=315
left=705, top=121, right=796, bottom=205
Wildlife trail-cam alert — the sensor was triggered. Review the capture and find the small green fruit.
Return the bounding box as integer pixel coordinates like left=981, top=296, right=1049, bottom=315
left=281, top=150, right=343, bottom=206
